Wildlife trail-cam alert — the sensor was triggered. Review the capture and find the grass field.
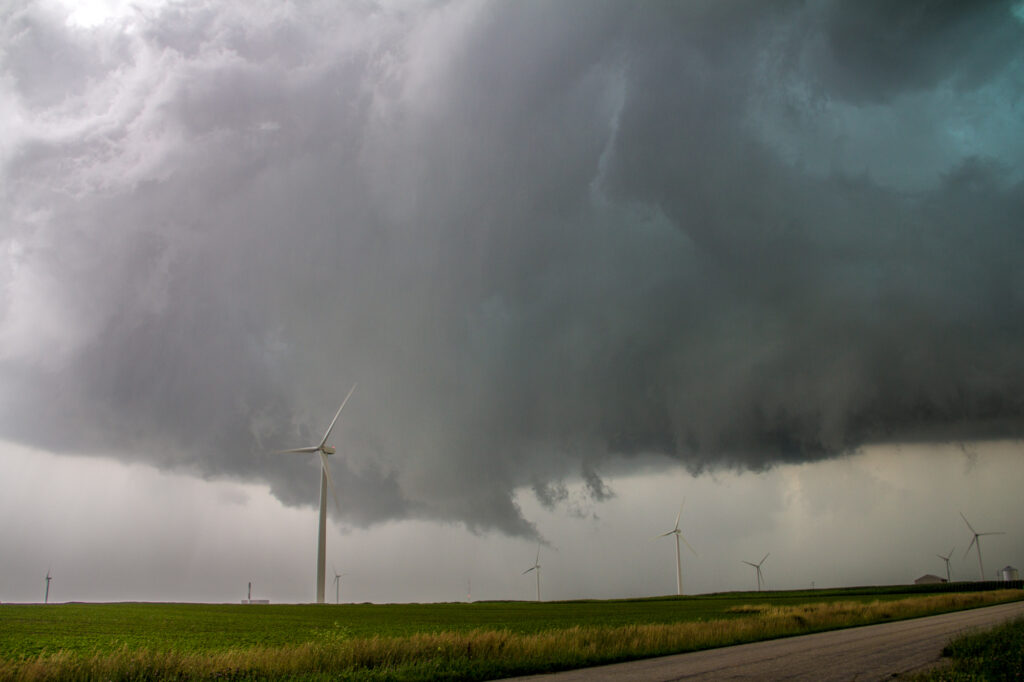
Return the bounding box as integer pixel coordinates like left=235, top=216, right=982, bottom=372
left=1, top=586, right=1021, bottom=680
left=909, top=615, right=1024, bottom=681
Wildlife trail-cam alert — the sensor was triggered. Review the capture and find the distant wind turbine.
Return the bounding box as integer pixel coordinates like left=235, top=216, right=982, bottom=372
left=656, top=499, right=697, bottom=595
left=44, top=569, right=52, bottom=604
left=742, top=553, right=769, bottom=592
left=937, top=548, right=954, bottom=583
left=332, top=565, right=347, bottom=605
left=274, top=383, right=356, bottom=604
left=522, top=546, right=541, bottom=601
left=961, top=512, right=1004, bottom=581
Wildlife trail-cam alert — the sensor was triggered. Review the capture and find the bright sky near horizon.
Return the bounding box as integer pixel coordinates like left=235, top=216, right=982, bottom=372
left=1, top=1, right=1022, bottom=603
left=2, top=440, right=1020, bottom=604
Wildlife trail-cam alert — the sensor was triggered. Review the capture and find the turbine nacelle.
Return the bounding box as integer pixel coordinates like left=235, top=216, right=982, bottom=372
left=742, top=553, right=769, bottom=591
left=961, top=512, right=1004, bottom=581
left=523, top=545, right=542, bottom=601
left=272, top=382, right=357, bottom=604
left=656, top=499, right=695, bottom=596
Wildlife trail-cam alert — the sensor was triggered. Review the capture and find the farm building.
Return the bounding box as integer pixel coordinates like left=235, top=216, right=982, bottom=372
left=914, top=574, right=947, bottom=585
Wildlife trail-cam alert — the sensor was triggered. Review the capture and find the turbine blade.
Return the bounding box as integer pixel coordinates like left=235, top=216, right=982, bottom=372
left=319, top=451, right=342, bottom=516
left=760, top=553, right=769, bottom=565
left=960, top=512, right=977, bottom=534
left=674, top=499, right=685, bottom=531
left=319, top=383, right=357, bottom=449
left=273, top=446, right=320, bottom=454
left=680, top=533, right=697, bottom=556
left=964, top=535, right=977, bottom=559
left=522, top=566, right=536, bottom=574
left=742, top=561, right=757, bottom=567
left=979, top=532, right=1005, bottom=536
left=656, top=531, right=674, bottom=538
left=536, top=545, right=540, bottom=564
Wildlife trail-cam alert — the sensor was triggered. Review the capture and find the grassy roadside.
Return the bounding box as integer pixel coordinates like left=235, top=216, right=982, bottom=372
left=2, top=590, right=1021, bottom=681
left=907, top=615, right=1024, bottom=681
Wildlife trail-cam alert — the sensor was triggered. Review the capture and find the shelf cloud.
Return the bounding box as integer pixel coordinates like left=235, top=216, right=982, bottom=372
left=2, top=0, right=1022, bottom=537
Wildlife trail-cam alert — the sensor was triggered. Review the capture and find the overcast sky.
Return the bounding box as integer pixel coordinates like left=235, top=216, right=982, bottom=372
left=1, top=0, right=1022, bottom=604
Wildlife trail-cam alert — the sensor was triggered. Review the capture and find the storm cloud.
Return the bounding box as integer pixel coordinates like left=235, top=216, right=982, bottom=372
left=2, top=0, right=1022, bottom=537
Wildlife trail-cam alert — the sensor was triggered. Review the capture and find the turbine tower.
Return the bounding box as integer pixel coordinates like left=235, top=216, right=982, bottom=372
left=961, top=512, right=1004, bottom=581
left=657, top=499, right=697, bottom=595
left=937, top=548, right=954, bottom=583
left=742, top=553, right=769, bottom=592
left=274, top=383, right=356, bottom=604
left=332, top=565, right=346, bottom=605
left=522, top=546, right=541, bottom=601
left=44, top=569, right=52, bottom=604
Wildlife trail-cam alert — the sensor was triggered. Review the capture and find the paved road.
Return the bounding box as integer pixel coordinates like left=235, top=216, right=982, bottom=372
left=504, top=600, right=1024, bottom=681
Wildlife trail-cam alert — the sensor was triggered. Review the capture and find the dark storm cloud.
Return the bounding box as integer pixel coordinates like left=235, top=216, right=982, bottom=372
left=1, top=0, right=1022, bottom=537
left=810, top=1, right=1022, bottom=101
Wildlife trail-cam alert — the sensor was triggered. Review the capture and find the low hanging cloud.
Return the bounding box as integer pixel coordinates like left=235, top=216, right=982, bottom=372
left=1, top=0, right=1022, bottom=537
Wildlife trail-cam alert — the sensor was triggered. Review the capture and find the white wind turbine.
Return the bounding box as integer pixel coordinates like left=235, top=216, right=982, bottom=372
left=742, top=553, right=769, bottom=592
left=44, top=569, right=52, bottom=604
left=274, top=383, right=356, bottom=604
left=937, top=548, right=954, bottom=583
left=332, top=565, right=347, bottom=605
left=522, top=546, right=541, bottom=601
left=961, top=512, right=1004, bottom=581
left=657, top=499, right=697, bottom=595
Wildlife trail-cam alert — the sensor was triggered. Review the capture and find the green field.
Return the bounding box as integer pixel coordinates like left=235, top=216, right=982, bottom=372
left=1, top=586, right=1021, bottom=680
left=0, top=585, right=982, bottom=658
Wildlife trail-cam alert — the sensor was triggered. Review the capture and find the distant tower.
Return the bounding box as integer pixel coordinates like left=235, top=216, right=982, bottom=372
left=45, top=570, right=52, bottom=604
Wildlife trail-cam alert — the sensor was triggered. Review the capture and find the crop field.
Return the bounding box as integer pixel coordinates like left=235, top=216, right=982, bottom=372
left=1, top=586, right=1021, bottom=681
left=0, top=588, right=946, bottom=658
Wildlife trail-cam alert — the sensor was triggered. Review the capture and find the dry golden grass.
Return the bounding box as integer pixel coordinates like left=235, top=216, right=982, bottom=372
left=3, top=590, right=1020, bottom=681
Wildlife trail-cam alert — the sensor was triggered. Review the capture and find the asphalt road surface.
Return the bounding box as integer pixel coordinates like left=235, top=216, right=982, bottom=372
left=505, top=600, right=1024, bottom=681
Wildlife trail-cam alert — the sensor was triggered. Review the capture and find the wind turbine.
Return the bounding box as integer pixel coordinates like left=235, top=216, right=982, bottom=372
left=961, top=512, right=1004, bottom=581
left=742, top=553, right=769, bottom=592
left=44, top=569, right=52, bottom=604
left=522, top=545, right=541, bottom=601
left=332, top=565, right=346, bottom=605
left=657, top=499, right=696, bottom=595
left=937, top=548, right=954, bottom=583
left=274, top=383, right=356, bottom=604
